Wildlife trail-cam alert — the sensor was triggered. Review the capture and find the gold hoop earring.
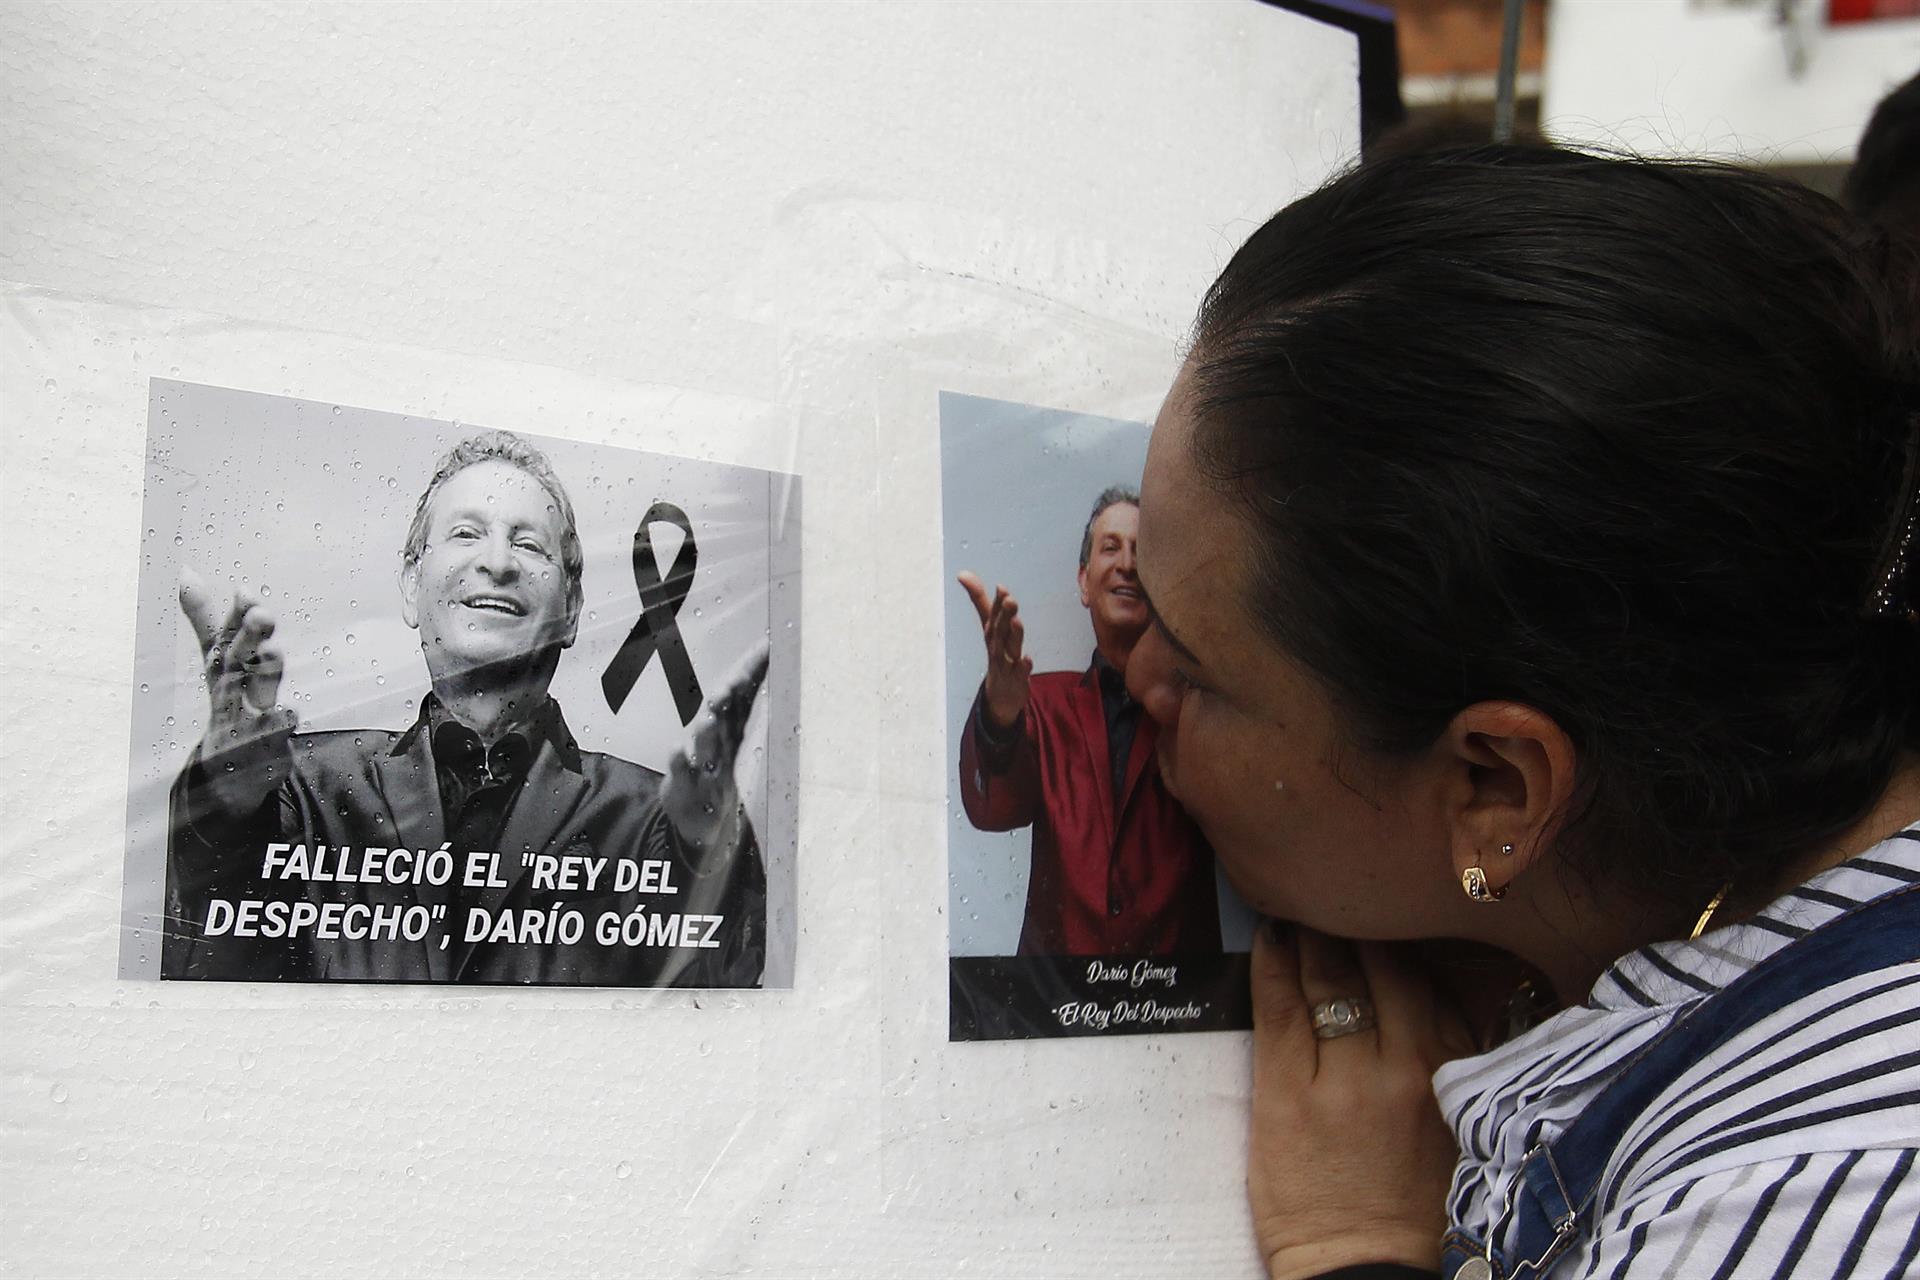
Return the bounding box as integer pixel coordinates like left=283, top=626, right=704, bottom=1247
left=1462, top=864, right=1506, bottom=904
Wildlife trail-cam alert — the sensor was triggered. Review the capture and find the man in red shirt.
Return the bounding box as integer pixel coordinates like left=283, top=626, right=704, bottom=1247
left=956, top=486, right=1220, bottom=956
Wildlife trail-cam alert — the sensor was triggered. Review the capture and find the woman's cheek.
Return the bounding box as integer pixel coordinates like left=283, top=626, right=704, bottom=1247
left=1155, top=727, right=1184, bottom=803
left=1163, top=696, right=1219, bottom=813
left=1187, top=718, right=1288, bottom=847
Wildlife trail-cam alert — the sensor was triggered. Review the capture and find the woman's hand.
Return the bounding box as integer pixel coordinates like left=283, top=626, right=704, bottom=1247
left=1249, top=923, right=1475, bottom=1279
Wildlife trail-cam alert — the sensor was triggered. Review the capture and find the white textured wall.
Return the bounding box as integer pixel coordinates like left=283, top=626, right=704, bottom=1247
left=1544, top=0, right=1919, bottom=163
left=0, top=2, right=1358, bottom=1275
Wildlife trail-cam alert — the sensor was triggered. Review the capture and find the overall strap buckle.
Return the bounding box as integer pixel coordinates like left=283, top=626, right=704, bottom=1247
left=1445, top=1144, right=1584, bottom=1280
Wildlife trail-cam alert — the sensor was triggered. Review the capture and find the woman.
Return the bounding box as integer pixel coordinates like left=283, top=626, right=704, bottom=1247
left=1124, top=146, right=1920, bottom=1278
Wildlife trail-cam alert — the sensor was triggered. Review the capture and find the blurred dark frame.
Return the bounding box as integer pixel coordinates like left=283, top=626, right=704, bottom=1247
left=1259, top=0, right=1407, bottom=152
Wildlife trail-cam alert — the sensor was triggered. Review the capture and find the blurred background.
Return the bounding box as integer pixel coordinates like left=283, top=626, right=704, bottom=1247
left=1285, top=0, right=1918, bottom=202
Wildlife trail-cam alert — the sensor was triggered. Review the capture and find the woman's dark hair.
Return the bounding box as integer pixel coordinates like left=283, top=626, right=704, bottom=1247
left=1846, top=70, right=1920, bottom=227
left=1189, top=144, right=1920, bottom=910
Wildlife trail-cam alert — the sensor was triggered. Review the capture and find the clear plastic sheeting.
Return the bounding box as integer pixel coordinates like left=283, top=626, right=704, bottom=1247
left=2, top=0, right=1359, bottom=1273
left=6, top=292, right=809, bottom=1012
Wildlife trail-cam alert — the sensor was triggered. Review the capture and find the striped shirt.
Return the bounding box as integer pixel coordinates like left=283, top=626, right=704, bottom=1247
left=1432, top=829, right=1920, bottom=1278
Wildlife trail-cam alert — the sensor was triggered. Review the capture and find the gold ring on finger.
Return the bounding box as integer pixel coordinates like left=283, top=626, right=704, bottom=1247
left=1309, top=996, right=1377, bottom=1040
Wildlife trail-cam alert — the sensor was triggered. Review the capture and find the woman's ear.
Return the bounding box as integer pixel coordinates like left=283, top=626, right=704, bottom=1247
left=1438, top=701, right=1577, bottom=897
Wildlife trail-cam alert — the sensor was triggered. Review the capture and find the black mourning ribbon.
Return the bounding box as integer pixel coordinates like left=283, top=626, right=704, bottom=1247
left=601, top=501, right=704, bottom=724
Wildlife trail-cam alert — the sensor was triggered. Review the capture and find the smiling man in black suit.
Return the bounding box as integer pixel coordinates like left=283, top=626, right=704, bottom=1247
left=163, top=429, right=766, bottom=987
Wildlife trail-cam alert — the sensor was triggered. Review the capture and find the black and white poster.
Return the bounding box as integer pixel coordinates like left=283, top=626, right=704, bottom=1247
left=941, top=392, right=1255, bottom=1039
left=120, top=381, right=799, bottom=988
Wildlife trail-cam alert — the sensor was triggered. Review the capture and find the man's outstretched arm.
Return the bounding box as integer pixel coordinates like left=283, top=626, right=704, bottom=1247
left=656, top=653, right=771, bottom=988
left=956, top=571, right=1031, bottom=729
left=954, top=572, right=1042, bottom=830
left=165, top=570, right=306, bottom=976
left=175, top=569, right=299, bottom=824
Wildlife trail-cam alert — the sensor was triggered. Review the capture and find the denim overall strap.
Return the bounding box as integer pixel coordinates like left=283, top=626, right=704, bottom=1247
left=1445, top=882, right=1920, bottom=1279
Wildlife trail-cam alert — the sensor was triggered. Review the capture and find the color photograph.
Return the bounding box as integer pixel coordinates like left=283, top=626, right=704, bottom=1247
left=941, top=392, right=1255, bottom=1039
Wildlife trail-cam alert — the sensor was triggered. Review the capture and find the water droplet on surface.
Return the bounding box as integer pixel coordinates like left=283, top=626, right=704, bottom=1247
left=49, top=1083, right=67, bottom=1104
left=615, top=1161, right=633, bottom=1180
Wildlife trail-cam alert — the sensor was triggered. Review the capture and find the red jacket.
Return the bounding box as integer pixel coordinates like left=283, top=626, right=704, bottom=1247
left=958, top=662, right=1220, bottom=956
